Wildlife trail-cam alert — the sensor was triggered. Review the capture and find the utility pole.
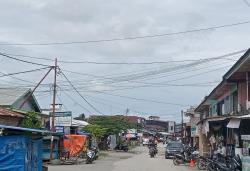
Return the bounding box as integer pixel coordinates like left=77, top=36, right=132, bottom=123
left=51, top=58, right=57, bottom=132
left=181, top=110, right=184, bottom=142
left=50, top=58, right=57, bottom=161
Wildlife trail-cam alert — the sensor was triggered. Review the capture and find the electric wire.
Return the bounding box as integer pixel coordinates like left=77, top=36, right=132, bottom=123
left=0, top=67, right=50, bottom=78
left=0, top=52, right=50, bottom=67
left=60, top=88, right=93, bottom=114
left=59, top=69, right=103, bottom=114
left=2, top=49, right=244, bottom=65
left=243, top=0, right=250, bottom=7
left=0, top=21, right=249, bottom=46
left=58, top=64, right=230, bottom=92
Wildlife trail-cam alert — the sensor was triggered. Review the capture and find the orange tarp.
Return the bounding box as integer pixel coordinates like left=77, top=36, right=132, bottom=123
left=64, top=135, right=88, bottom=156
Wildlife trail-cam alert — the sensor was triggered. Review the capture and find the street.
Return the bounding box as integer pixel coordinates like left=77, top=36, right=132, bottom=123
left=49, top=144, right=195, bottom=171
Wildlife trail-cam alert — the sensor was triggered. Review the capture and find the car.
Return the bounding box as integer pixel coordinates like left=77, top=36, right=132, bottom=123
left=142, top=138, right=149, bottom=146
left=165, top=141, right=184, bottom=159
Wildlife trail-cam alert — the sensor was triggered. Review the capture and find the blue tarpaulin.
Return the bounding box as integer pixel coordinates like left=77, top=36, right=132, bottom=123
left=0, top=136, right=42, bottom=171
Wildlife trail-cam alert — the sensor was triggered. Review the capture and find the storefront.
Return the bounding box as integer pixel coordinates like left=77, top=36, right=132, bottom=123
left=225, top=115, right=250, bottom=171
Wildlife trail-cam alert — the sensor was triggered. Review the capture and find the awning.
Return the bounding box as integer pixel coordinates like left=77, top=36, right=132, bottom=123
left=237, top=114, right=250, bottom=119
left=197, top=116, right=228, bottom=125
left=71, top=119, right=89, bottom=127
left=227, top=118, right=241, bottom=128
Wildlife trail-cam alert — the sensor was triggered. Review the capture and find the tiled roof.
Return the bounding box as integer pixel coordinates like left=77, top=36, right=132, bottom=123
left=0, top=107, right=24, bottom=118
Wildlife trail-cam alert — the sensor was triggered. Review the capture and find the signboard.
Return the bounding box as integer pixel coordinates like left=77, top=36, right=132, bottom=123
left=242, top=135, right=250, bottom=141
left=50, top=111, right=72, bottom=127
left=55, top=126, right=64, bottom=133
left=191, top=124, right=197, bottom=137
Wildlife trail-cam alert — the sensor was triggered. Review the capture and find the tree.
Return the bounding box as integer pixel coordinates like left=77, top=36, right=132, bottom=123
left=83, top=124, right=108, bottom=143
left=85, top=115, right=136, bottom=149
left=21, top=111, right=42, bottom=129
left=87, top=115, right=134, bottom=135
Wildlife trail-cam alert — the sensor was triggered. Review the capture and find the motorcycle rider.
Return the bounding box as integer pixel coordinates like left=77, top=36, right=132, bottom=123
left=148, top=137, right=157, bottom=155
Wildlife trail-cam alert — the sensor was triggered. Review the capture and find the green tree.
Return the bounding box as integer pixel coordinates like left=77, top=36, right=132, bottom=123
left=87, top=115, right=134, bottom=135
left=83, top=124, right=108, bottom=143
left=21, top=111, right=42, bottom=129
left=85, top=115, right=136, bottom=149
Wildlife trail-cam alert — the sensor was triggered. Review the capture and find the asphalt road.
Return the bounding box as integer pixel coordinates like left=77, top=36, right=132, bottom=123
left=49, top=144, right=195, bottom=171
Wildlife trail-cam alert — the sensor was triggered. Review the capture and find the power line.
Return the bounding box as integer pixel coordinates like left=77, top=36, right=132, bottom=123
left=84, top=94, right=177, bottom=117
left=61, top=59, right=234, bottom=87
left=60, top=50, right=240, bottom=86
left=58, top=64, right=230, bottom=92
left=2, top=51, right=237, bottom=65
left=61, top=90, right=93, bottom=114
left=0, top=67, right=50, bottom=78
left=0, top=21, right=249, bottom=46
left=243, top=0, right=250, bottom=7
left=59, top=69, right=103, bottom=114
left=0, top=52, right=50, bottom=67
left=87, top=91, right=188, bottom=107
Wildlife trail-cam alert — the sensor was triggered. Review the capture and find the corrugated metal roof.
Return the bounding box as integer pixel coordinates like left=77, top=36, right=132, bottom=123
left=0, top=124, right=49, bottom=133
left=0, top=88, right=30, bottom=106
left=0, top=107, right=24, bottom=118
left=0, top=124, right=60, bottom=135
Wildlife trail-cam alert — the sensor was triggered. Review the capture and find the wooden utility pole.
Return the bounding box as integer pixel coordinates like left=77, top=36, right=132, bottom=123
left=50, top=58, right=57, bottom=161
left=51, top=58, right=57, bottom=132
left=181, top=110, right=184, bottom=142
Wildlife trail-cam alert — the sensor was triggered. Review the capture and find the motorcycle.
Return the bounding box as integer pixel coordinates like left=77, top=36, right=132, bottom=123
left=86, top=149, right=95, bottom=164
left=206, top=154, right=242, bottom=171
left=173, top=147, right=199, bottom=166
left=149, top=146, right=157, bottom=158
left=231, top=155, right=242, bottom=171
left=92, top=146, right=99, bottom=160
left=114, top=144, right=129, bottom=152
left=197, top=155, right=209, bottom=170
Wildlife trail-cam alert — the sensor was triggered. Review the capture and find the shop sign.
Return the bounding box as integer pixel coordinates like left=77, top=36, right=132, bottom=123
left=242, top=135, right=250, bottom=141
left=50, top=111, right=72, bottom=126
left=55, top=126, right=64, bottom=133
left=191, top=125, right=197, bottom=137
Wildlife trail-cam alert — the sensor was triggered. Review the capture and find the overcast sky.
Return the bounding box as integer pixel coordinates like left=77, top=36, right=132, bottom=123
left=0, top=0, right=249, bottom=122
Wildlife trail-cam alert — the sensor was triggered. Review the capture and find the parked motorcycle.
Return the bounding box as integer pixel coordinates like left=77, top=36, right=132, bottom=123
left=92, top=146, right=99, bottom=160
left=196, top=155, right=209, bottom=170
left=173, top=146, right=199, bottom=166
left=86, top=149, right=96, bottom=164
left=114, top=144, right=129, bottom=152
left=206, top=154, right=242, bottom=171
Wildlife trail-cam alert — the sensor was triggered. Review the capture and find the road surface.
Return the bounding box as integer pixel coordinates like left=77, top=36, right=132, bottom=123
left=49, top=144, right=195, bottom=171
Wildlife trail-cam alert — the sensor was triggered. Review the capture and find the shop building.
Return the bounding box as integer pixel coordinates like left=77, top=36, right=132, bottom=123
left=195, top=49, right=250, bottom=156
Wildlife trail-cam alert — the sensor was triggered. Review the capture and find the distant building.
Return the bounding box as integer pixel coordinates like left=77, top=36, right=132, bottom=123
left=145, top=116, right=175, bottom=133
left=148, top=116, right=160, bottom=121
left=125, top=115, right=146, bottom=128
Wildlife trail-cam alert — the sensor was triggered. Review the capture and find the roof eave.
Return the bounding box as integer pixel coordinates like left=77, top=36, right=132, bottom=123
left=223, top=49, right=250, bottom=80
